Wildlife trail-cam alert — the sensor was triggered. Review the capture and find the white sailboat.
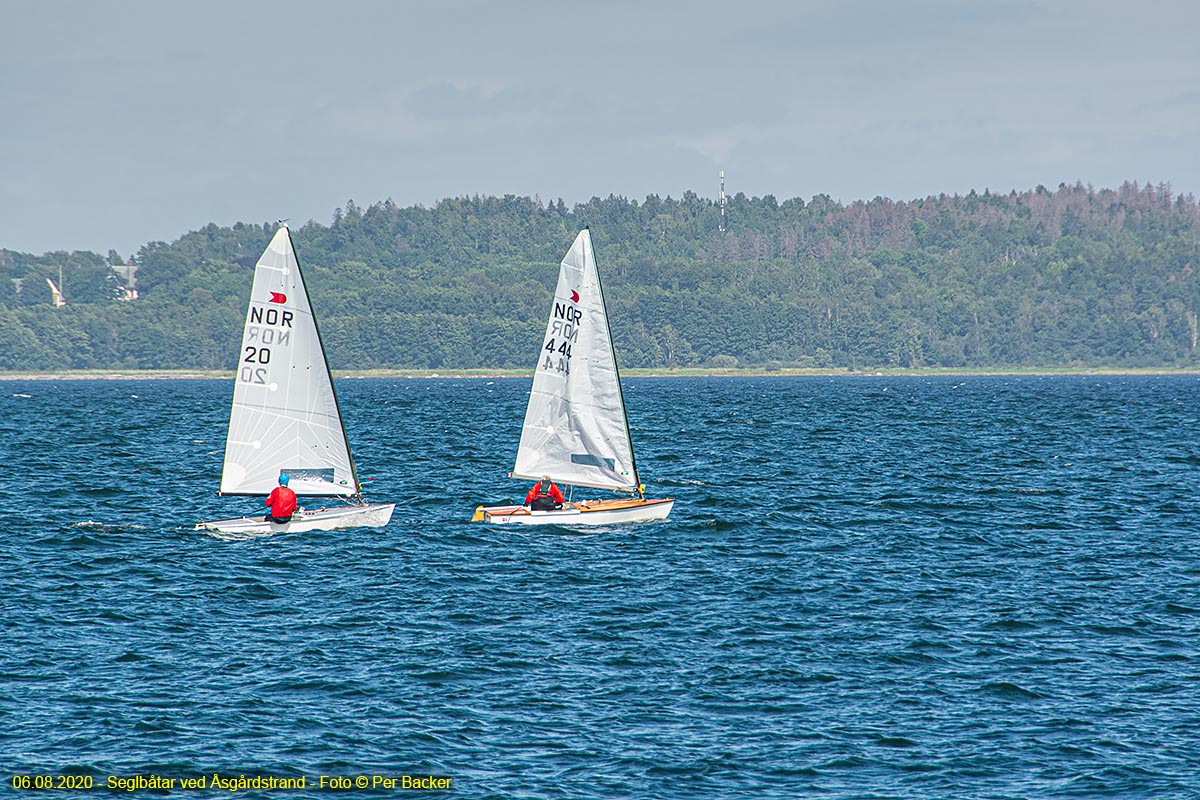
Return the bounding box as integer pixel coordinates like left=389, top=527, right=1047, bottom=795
left=472, top=228, right=674, bottom=525
left=196, top=225, right=394, bottom=535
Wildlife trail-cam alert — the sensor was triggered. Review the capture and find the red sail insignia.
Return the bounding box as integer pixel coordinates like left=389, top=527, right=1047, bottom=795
left=269, top=292, right=287, bottom=304
left=570, top=290, right=580, bottom=303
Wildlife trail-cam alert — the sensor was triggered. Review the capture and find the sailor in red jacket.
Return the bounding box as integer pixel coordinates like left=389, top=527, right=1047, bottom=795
left=525, top=475, right=565, bottom=510
left=265, top=473, right=298, bottom=523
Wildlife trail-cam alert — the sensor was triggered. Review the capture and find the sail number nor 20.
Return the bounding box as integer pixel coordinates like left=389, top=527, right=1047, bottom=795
left=239, top=305, right=294, bottom=384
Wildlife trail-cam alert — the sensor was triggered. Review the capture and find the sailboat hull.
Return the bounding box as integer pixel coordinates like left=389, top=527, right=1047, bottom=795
left=472, top=497, right=674, bottom=526
left=196, top=503, right=395, bottom=535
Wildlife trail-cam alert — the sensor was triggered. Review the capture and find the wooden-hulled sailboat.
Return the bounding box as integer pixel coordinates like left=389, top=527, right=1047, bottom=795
left=472, top=228, right=674, bottom=525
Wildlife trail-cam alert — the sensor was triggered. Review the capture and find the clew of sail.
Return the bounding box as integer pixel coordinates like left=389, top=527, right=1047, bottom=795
left=512, top=229, right=638, bottom=493
left=218, top=227, right=356, bottom=497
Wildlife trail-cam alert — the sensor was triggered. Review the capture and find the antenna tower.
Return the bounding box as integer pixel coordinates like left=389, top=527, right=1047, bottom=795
left=719, top=170, right=726, bottom=233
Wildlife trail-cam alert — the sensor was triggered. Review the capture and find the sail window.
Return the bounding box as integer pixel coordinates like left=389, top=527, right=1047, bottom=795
left=571, top=454, right=616, bottom=470
left=283, top=468, right=336, bottom=486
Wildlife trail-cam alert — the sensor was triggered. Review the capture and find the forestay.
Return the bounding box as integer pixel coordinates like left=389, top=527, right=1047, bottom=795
left=218, top=227, right=357, bottom=497
left=513, top=229, right=638, bottom=493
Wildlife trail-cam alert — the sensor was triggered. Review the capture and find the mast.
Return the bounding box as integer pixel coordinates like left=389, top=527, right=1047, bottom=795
left=284, top=224, right=363, bottom=498
left=587, top=227, right=641, bottom=496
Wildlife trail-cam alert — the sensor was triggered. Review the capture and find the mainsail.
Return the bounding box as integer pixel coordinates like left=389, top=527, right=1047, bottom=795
left=512, top=229, right=639, bottom=493
left=218, top=226, right=357, bottom=497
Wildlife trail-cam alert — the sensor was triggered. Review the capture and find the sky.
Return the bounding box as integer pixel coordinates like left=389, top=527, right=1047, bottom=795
left=2, top=0, right=1198, bottom=257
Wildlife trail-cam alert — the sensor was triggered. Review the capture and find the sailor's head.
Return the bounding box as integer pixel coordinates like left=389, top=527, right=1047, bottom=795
left=278, top=473, right=290, bottom=486
left=542, top=475, right=552, bottom=486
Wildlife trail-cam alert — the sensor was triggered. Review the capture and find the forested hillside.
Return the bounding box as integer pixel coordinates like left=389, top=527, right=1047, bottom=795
left=2, top=181, right=1199, bottom=371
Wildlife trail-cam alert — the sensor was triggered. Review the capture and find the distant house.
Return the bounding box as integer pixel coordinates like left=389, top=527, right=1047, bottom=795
left=113, top=260, right=139, bottom=301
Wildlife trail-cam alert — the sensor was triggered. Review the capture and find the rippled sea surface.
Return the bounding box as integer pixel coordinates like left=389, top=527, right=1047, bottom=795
left=3, top=376, right=1200, bottom=798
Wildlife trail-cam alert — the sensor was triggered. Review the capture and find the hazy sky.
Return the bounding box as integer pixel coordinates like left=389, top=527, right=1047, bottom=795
left=3, top=0, right=1198, bottom=257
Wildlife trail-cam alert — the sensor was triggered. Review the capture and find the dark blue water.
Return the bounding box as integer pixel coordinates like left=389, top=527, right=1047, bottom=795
left=3, top=376, right=1199, bottom=798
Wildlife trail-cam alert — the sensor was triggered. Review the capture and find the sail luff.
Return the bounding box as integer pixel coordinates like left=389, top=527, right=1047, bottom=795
left=588, top=228, right=640, bottom=493
left=285, top=226, right=361, bottom=495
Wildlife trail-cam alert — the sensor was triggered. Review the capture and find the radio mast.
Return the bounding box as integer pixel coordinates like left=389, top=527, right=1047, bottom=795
left=719, top=170, right=726, bottom=233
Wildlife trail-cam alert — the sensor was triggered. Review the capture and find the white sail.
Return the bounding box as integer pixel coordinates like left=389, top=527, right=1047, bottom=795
left=218, top=227, right=357, bottom=497
left=513, top=229, right=638, bottom=493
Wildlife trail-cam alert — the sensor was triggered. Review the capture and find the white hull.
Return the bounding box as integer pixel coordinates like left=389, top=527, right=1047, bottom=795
left=196, top=502, right=395, bottom=535
left=473, top=497, right=673, bottom=526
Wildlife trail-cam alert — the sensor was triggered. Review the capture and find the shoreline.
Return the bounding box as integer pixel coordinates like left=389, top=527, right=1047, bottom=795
left=3, top=366, right=1200, bottom=381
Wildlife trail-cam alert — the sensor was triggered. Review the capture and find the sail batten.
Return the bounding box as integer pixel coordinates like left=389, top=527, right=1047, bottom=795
left=512, top=229, right=638, bottom=493
left=218, top=227, right=357, bottom=498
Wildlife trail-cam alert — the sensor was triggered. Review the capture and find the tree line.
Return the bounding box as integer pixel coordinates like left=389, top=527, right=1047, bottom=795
left=2, top=181, right=1199, bottom=371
